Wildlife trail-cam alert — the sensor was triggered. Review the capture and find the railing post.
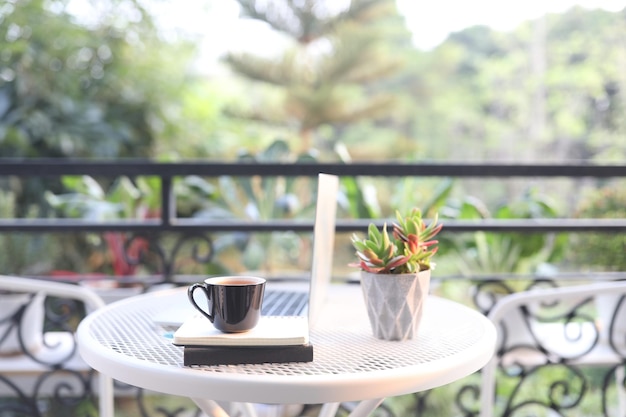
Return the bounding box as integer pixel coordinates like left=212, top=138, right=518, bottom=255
left=160, top=176, right=174, bottom=226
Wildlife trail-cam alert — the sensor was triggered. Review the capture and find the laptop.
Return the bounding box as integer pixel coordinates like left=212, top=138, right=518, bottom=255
left=153, top=173, right=339, bottom=329
left=261, top=173, right=338, bottom=327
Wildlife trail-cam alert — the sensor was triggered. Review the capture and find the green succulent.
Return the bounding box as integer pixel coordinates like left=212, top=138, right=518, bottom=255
left=351, top=208, right=442, bottom=274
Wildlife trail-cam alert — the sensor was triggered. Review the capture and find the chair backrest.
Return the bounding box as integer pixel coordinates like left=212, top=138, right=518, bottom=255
left=479, top=280, right=626, bottom=417
left=0, top=275, right=113, bottom=417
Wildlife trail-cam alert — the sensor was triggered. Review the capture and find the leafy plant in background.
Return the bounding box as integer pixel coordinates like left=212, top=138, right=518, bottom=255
left=0, top=190, right=59, bottom=275
left=333, top=141, right=456, bottom=222
left=568, top=184, right=626, bottom=271
left=392, top=177, right=455, bottom=221
left=178, top=139, right=325, bottom=274
left=45, top=176, right=158, bottom=277
left=46, top=174, right=237, bottom=278
left=44, top=140, right=354, bottom=278
left=440, top=188, right=567, bottom=280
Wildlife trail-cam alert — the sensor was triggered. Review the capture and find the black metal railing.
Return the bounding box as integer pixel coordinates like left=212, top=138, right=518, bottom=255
left=1, top=159, right=625, bottom=417
left=1, top=160, right=626, bottom=233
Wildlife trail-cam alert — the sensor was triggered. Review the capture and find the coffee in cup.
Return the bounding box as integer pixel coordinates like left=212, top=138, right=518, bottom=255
left=187, top=276, right=266, bottom=333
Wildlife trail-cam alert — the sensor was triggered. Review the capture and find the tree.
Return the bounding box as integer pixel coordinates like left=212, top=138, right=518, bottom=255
left=0, top=0, right=195, bottom=159
left=225, top=0, right=412, bottom=153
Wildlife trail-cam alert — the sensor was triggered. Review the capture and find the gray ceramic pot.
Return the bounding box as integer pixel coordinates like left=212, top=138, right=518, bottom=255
left=360, top=270, right=431, bottom=341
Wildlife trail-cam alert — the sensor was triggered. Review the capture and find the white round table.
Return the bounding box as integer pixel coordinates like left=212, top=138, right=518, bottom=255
left=77, top=284, right=496, bottom=417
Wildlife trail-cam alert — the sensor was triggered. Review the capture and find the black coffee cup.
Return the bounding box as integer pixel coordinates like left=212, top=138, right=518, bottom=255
left=187, top=276, right=266, bottom=333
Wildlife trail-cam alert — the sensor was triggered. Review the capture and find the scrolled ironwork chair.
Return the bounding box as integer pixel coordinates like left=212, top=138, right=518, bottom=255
left=0, top=275, right=113, bottom=417
left=479, top=280, right=626, bottom=417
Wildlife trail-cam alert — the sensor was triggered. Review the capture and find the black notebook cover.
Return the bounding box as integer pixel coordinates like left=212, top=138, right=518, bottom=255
left=183, top=344, right=314, bottom=366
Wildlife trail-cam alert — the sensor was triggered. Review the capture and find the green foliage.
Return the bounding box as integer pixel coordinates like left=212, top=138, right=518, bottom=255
left=41, top=140, right=337, bottom=276
left=392, top=177, right=455, bottom=220
left=178, top=139, right=325, bottom=273
left=45, top=175, right=157, bottom=221
left=568, top=183, right=626, bottom=271
left=0, top=0, right=195, bottom=158
left=2, top=1, right=622, bottom=167
left=441, top=188, right=567, bottom=276
left=44, top=175, right=159, bottom=275
left=0, top=190, right=59, bottom=274
left=493, top=364, right=587, bottom=417
left=155, top=79, right=284, bottom=159
left=388, top=6, right=626, bottom=163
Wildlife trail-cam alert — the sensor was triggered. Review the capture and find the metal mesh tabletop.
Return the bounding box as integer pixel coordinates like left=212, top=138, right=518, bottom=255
left=77, top=285, right=496, bottom=404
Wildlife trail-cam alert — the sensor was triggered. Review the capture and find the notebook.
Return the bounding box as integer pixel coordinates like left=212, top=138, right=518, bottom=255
left=155, top=173, right=339, bottom=330
left=173, top=315, right=309, bottom=346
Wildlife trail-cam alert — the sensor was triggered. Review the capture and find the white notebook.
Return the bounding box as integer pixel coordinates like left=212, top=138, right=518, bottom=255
left=173, top=314, right=309, bottom=347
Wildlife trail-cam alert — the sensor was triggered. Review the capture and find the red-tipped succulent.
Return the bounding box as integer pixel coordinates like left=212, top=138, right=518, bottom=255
left=351, top=208, right=442, bottom=274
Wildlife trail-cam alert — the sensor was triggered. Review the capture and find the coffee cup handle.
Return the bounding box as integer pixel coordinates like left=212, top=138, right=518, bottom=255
left=187, top=283, right=214, bottom=323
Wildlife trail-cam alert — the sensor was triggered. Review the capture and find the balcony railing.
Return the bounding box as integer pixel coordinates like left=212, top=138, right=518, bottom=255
left=2, top=160, right=626, bottom=234
left=1, top=159, right=625, bottom=417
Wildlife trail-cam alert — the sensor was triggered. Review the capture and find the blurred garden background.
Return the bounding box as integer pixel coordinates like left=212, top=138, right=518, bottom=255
left=0, top=0, right=625, bottom=279
left=2, top=0, right=624, bottom=162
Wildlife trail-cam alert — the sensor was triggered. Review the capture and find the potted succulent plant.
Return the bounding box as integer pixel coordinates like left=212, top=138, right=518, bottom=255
left=351, top=208, right=442, bottom=341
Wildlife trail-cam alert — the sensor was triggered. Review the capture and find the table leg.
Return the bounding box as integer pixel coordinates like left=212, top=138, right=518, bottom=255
left=99, top=375, right=114, bottom=417
left=192, top=398, right=231, bottom=417
left=234, top=402, right=260, bottom=417
left=346, top=398, right=385, bottom=417
left=318, top=402, right=340, bottom=417
left=191, top=399, right=261, bottom=417
left=318, top=399, right=384, bottom=417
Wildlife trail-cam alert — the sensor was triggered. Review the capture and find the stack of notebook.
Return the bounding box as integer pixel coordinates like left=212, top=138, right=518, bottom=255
left=173, top=314, right=313, bottom=366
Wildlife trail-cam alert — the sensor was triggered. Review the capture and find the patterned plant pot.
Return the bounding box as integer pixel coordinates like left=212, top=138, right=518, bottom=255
left=360, top=270, right=431, bottom=341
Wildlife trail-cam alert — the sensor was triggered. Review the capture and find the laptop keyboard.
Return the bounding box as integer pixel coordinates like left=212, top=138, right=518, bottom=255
left=262, top=291, right=308, bottom=316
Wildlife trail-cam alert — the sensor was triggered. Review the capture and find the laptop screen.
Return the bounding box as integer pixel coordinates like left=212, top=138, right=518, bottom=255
left=306, top=173, right=339, bottom=326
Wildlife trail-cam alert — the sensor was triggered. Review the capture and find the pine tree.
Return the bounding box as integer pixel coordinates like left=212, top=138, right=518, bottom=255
left=226, top=0, right=412, bottom=152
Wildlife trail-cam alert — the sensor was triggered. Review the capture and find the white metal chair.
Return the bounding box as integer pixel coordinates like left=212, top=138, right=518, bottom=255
left=480, top=280, right=626, bottom=417
left=0, top=275, right=112, bottom=417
